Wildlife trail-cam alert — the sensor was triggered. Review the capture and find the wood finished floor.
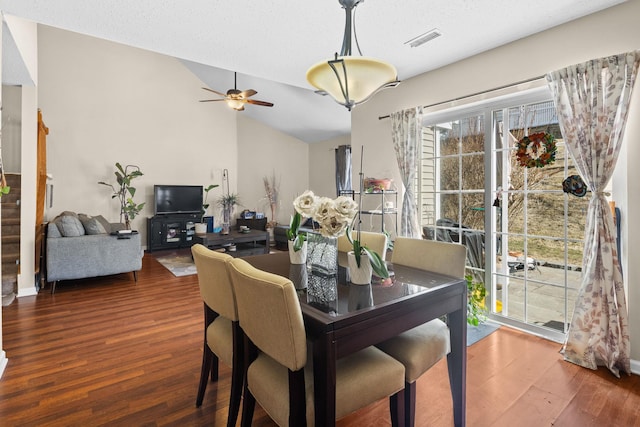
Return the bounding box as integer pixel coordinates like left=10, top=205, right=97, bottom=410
left=1, top=252, right=639, bottom=426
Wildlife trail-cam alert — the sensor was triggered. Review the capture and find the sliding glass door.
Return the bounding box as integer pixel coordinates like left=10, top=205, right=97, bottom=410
left=419, top=89, right=585, bottom=341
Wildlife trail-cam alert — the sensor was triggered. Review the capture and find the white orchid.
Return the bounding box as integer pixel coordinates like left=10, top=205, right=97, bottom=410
left=293, top=190, right=318, bottom=218
left=290, top=191, right=357, bottom=238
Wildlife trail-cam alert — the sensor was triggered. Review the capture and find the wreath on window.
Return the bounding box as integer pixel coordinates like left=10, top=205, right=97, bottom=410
left=515, top=132, right=557, bottom=168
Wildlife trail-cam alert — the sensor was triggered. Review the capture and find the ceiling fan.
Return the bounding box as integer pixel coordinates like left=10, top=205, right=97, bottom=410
left=200, top=72, right=274, bottom=111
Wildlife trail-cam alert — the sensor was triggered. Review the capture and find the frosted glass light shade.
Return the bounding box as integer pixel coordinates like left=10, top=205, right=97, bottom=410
left=306, top=56, right=398, bottom=109
left=226, top=99, right=245, bottom=110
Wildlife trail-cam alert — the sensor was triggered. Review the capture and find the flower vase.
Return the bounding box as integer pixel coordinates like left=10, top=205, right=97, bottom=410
left=347, top=251, right=373, bottom=285
left=222, top=206, right=231, bottom=235
left=289, top=263, right=308, bottom=290
left=307, top=274, right=338, bottom=312
left=306, top=233, right=338, bottom=276
left=288, top=240, right=308, bottom=264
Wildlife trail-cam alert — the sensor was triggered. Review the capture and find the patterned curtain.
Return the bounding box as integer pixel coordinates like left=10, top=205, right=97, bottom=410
left=546, top=50, right=640, bottom=377
left=335, top=145, right=352, bottom=196
left=391, top=107, right=422, bottom=238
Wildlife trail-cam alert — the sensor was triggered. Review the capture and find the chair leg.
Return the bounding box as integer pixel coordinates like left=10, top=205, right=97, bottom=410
left=405, top=381, right=416, bottom=427
left=133, top=270, right=138, bottom=282
left=196, top=344, right=216, bottom=407
left=51, top=281, right=57, bottom=294
left=240, top=385, right=256, bottom=427
left=227, top=324, right=244, bottom=427
left=390, top=387, right=406, bottom=427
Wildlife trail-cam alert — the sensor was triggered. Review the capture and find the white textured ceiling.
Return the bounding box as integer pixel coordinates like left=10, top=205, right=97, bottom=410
left=0, top=0, right=626, bottom=142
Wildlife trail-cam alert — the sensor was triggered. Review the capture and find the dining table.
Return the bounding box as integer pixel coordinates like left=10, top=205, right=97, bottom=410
left=244, top=251, right=467, bottom=427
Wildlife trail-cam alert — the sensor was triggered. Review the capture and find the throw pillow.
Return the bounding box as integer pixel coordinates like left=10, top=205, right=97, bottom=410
left=94, top=215, right=113, bottom=234
left=78, top=214, right=108, bottom=235
left=53, top=211, right=85, bottom=237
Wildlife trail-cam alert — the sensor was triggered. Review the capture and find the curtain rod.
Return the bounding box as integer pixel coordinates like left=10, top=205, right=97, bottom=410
left=378, top=75, right=546, bottom=120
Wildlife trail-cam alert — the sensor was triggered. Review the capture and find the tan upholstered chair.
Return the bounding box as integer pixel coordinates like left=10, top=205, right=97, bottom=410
left=337, top=230, right=388, bottom=260
left=376, top=237, right=467, bottom=427
left=191, top=244, right=242, bottom=427
left=227, top=257, right=406, bottom=426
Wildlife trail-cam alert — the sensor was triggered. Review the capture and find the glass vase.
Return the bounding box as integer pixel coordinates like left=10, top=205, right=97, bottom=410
left=222, top=206, right=231, bottom=235
left=306, top=233, right=338, bottom=276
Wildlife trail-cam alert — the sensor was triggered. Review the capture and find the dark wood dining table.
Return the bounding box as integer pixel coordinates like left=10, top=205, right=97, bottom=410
left=244, top=251, right=467, bottom=427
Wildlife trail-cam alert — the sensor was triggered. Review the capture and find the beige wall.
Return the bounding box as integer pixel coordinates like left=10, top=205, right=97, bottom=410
left=37, top=26, right=241, bottom=240
left=346, top=0, right=640, bottom=362
left=308, top=134, right=349, bottom=198
left=237, top=114, right=309, bottom=226
left=1, top=86, right=21, bottom=172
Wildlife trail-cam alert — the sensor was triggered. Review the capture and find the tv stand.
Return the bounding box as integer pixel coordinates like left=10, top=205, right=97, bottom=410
left=147, top=214, right=199, bottom=252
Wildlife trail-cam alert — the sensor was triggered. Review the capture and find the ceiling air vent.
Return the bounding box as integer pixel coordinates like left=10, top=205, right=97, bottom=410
left=405, top=28, right=442, bottom=48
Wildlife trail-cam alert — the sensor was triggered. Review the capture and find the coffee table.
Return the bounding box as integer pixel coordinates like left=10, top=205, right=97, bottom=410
left=193, top=229, right=269, bottom=257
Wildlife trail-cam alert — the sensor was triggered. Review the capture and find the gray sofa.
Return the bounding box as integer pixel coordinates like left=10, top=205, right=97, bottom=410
left=46, top=212, right=143, bottom=293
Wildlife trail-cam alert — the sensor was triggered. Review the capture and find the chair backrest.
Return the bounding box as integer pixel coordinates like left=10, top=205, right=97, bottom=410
left=191, top=244, right=238, bottom=321
left=391, top=237, right=467, bottom=278
left=337, top=230, right=388, bottom=260
left=227, top=257, right=307, bottom=372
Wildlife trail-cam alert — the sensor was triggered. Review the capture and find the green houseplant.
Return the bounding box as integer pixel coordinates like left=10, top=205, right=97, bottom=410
left=466, top=275, right=487, bottom=326
left=218, top=193, right=240, bottom=234
left=201, top=184, right=219, bottom=223
left=286, top=211, right=306, bottom=251
left=194, top=184, right=219, bottom=234
left=98, top=163, right=145, bottom=229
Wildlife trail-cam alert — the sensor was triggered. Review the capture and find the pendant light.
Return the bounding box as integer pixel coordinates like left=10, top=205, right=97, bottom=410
left=306, top=0, right=400, bottom=111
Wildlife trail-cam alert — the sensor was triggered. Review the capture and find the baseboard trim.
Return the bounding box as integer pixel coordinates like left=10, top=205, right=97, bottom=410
left=17, top=286, right=38, bottom=298
left=0, top=350, right=8, bottom=379
left=631, top=358, right=640, bottom=375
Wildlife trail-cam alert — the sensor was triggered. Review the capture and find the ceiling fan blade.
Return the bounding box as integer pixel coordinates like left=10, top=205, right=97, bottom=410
left=247, top=99, right=274, bottom=107
left=240, top=89, right=257, bottom=98
left=201, top=87, right=227, bottom=97
left=199, top=99, right=226, bottom=102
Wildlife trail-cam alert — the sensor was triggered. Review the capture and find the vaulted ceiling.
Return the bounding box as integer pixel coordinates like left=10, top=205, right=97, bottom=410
left=0, top=0, right=626, bottom=142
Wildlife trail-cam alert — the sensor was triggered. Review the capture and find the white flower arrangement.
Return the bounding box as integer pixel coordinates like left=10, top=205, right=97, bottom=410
left=289, top=189, right=389, bottom=279
left=291, top=190, right=358, bottom=239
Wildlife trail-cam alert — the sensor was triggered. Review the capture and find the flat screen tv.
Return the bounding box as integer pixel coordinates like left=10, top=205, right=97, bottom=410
left=154, top=185, right=203, bottom=216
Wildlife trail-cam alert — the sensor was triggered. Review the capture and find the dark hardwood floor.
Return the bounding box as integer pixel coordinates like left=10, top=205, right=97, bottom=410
left=1, top=253, right=639, bottom=426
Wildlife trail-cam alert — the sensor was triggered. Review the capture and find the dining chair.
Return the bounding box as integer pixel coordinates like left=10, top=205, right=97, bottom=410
left=227, top=257, right=407, bottom=427
left=337, top=230, right=388, bottom=260
left=191, top=244, right=243, bottom=427
left=376, top=237, right=467, bottom=427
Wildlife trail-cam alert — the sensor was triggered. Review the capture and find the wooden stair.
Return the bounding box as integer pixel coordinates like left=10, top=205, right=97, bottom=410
left=2, top=173, right=21, bottom=306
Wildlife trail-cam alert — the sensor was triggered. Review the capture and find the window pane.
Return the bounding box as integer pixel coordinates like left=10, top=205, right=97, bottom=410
left=439, top=193, right=460, bottom=224
left=439, top=122, right=459, bottom=156
left=462, top=154, right=484, bottom=190
left=460, top=116, right=484, bottom=155
left=440, top=157, right=459, bottom=190
left=526, top=194, right=566, bottom=239
left=461, top=193, right=484, bottom=231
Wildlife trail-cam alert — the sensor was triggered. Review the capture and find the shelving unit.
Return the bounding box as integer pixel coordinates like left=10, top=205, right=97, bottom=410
left=340, top=190, right=398, bottom=235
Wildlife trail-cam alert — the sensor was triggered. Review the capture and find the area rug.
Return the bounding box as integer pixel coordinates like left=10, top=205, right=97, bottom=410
left=467, top=321, right=500, bottom=346
left=154, top=251, right=197, bottom=277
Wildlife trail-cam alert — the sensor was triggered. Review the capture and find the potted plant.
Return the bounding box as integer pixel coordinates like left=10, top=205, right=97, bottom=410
left=466, top=275, right=488, bottom=326
left=286, top=210, right=307, bottom=263
left=218, top=193, right=240, bottom=235
left=98, top=163, right=145, bottom=229
left=195, top=184, right=219, bottom=234
left=346, top=221, right=389, bottom=284
left=347, top=159, right=389, bottom=284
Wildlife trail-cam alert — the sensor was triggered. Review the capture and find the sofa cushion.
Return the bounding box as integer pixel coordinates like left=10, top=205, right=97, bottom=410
left=53, top=211, right=85, bottom=237
left=78, top=214, right=110, bottom=235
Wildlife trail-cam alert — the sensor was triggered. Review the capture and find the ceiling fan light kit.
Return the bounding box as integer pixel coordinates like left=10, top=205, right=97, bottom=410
left=306, top=0, right=399, bottom=111
left=200, top=72, right=273, bottom=111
